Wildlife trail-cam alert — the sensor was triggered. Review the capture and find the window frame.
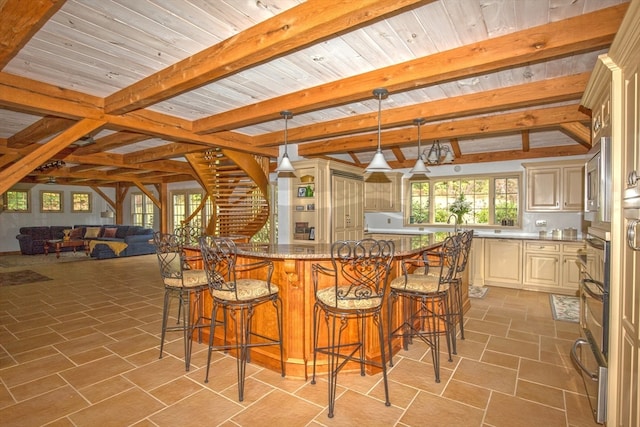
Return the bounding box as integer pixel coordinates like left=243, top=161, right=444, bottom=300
left=71, top=191, right=92, bottom=213
left=404, top=172, right=523, bottom=228
left=40, top=190, right=63, bottom=213
left=131, top=192, right=155, bottom=228
left=2, top=189, right=31, bottom=213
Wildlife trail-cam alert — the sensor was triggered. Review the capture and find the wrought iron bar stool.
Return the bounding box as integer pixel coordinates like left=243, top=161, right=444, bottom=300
left=153, top=231, right=210, bottom=371
left=311, top=238, right=394, bottom=418
left=199, top=236, right=284, bottom=402
left=449, top=230, right=474, bottom=350
left=387, top=235, right=460, bottom=382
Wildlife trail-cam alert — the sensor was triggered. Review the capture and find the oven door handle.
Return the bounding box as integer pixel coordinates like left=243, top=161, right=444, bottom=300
left=571, top=339, right=599, bottom=381
left=581, top=278, right=605, bottom=301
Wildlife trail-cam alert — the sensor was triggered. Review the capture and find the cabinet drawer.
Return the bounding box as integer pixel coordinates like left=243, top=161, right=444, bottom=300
left=524, top=241, right=560, bottom=252
left=562, top=243, right=585, bottom=254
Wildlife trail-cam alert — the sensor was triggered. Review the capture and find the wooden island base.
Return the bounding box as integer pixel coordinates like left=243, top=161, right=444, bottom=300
left=185, top=234, right=470, bottom=380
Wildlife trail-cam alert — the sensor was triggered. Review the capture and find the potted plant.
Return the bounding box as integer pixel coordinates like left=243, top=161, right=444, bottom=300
left=449, top=194, right=472, bottom=224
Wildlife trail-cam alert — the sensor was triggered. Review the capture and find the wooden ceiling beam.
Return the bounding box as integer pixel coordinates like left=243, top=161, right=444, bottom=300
left=0, top=72, right=275, bottom=157
left=104, top=0, right=428, bottom=115
left=299, top=104, right=588, bottom=156
left=73, top=131, right=152, bottom=155
left=253, top=73, right=590, bottom=146
left=0, top=118, right=106, bottom=194
left=559, top=122, right=592, bottom=148
left=0, top=0, right=65, bottom=68
left=195, top=5, right=625, bottom=134
left=7, top=116, right=76, bottom=148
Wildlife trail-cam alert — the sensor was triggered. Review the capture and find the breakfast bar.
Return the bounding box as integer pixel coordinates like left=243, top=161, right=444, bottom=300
left=186, top=233, right=469, bottom=379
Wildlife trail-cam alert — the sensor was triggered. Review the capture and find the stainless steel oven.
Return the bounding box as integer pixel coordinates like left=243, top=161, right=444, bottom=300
left=572, top=227, right=610, bottom=424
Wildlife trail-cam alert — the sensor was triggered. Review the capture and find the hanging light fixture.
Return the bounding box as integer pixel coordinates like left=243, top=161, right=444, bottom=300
left=275, top=110, right=295, bottom=173
left=424, top=139, right=455, bottom=165
left=365, top=88, right=392, bottom=173
left=410, top=118, right=430, bottom=175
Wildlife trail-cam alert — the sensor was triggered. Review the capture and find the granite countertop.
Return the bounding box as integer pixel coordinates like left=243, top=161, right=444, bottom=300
left=367, top=230, right=584, bottom=243
left=236, top=233, right=449, bottom=260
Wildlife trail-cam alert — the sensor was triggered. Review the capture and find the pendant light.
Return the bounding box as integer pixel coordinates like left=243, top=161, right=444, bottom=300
left=365, top=88, right=392, bottom=173
left=410, top=118, right=430, bottom=175
left=276, top=110, right=295, bottom=173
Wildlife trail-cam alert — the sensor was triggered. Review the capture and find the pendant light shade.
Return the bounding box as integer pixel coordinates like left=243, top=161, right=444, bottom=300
left=410, top=118, right=430, bottom=176
left=365, top=88, right=392, bottom=173
left=276, top=110, right=296, bottom=173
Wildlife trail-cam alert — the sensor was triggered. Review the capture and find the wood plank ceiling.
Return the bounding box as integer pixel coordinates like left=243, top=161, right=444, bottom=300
left=0, top=0, right=630, bottom=190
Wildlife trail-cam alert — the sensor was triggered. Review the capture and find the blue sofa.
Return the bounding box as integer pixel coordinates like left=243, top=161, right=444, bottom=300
left=16, top=226, right=70, bottom=255
left=16, top=225, right=155, bottom=259
left=75, top=225, right=155, bottom=259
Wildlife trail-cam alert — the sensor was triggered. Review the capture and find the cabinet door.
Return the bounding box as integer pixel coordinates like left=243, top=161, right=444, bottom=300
left=468, top=238, right=484, bottom=286
left=332, top=176, right=363, bottom=241
left=527, top=168, right=561, bottom=211
left=364, top=173, right=400, bottom=212
left=562, top=165, right=584, bottom=211
left=484, top=239, right=522, bottom=287
left=524, top=252, right=560, bottom=286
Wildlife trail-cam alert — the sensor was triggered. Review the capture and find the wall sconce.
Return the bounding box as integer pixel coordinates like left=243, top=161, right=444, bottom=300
left=365, top=88, right=392, bottom=173
left=275, top=110, right=295, bottom=173
left=100, top=206, right=115, bottom=218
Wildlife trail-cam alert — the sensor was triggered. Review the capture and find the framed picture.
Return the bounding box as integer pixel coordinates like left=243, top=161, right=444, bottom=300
left=295, top=205, right=304, bottom=211
left=308, top=227, right=315, bottom=240
left=306, top=203, right=315, bottom=211
left=297, top=187, right=307, bottom=197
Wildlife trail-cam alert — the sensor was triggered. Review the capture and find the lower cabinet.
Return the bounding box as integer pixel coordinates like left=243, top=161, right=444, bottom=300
left=523, top=241, right=583, bottom=293
left=471, top=238, right=584, bottom=293
left=483, top=238, right=523, bottom=288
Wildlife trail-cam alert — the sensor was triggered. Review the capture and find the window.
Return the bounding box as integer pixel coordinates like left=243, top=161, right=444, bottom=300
left=170, top=190, right=211, bottom=232
left=3, top=189, right=30, bottom=212
left=71, top=192, right=92, bottom=212
left=40, top=190, right=63, bottom=212
left=131, top=193, right=155, bottom=228
left=406, top=173, right=521, bottom=227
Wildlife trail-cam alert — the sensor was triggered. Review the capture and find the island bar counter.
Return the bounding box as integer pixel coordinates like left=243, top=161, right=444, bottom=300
left=185, top=233, right=469, bottom=379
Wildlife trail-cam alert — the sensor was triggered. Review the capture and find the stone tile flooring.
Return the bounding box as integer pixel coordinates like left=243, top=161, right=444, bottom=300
left=0, top=254, right=599, bottom=426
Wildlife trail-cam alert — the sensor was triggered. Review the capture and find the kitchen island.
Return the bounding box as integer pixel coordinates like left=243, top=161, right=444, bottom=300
left=185, top=233, right=467, bottom=379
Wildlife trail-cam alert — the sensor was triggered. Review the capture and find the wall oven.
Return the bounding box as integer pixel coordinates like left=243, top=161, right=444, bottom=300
left=571, top=227, right=610, bottom=424
left=585, top=137, right=612, bottom=224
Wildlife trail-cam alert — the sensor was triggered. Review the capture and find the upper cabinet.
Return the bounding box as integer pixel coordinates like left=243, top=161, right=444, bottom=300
left=524, top=160, right=584, bottom=212
left=364, top=172, right=402, bottom=212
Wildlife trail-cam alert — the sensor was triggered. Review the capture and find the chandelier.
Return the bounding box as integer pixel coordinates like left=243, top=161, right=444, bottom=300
left=424, top=140, right=454, bottom=165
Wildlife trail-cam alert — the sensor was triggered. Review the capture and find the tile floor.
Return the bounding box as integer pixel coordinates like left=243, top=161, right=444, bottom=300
left=0, top=254, right=600, bottom=426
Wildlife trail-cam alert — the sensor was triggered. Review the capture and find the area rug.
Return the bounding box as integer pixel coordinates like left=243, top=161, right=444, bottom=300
left=549, top=294, right=579, bottom=323
left=469, top=286, right=488, bottom=298
left=0, top=270, right=53, bottom=286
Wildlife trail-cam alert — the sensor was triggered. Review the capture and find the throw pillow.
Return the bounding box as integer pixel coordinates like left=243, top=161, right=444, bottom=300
left=84, top=227, right=101, bottom=238
left=103, top=227, right=118, bottom=238
left=69, top=228, right=83, bottom=240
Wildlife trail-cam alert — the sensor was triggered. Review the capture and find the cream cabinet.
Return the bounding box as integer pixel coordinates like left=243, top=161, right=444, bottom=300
left=524, top=161, right=584, bottom=212
left=333, top=174, right=364, bottom=241
left=290, top=159, right=363, bottom=244
left=483, top=238, right=522, bottom=288
left=364, top=172, right=402, bottom=212
left=523, top=240, right=583, bottom=293
left=468, top=237, right=485, bottom=286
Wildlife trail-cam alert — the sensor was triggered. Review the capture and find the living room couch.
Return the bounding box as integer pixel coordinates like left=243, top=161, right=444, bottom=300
left=15, top=226, right=70, bottom=255
left=16, top=225, right=155, bottom=259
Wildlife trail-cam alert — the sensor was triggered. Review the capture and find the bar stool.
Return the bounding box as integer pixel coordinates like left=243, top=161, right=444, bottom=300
left=387, top=235, right=460, bottom=382
left=311, top=238, right=394, bottom=418
left=450, top=230, right=474, bottom=348
left=199, top=236, right=284, bottom=402
left=153, top=231, right=210, bottom=371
